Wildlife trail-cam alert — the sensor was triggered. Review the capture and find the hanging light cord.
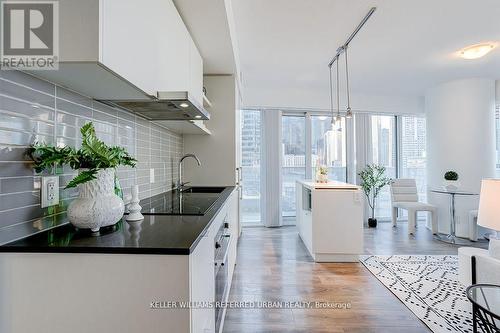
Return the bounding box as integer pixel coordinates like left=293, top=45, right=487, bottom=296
left=336, top=55, right=340, bottom=119
left=345, top=46, right=351, bottom=114
left=329, top=64, right=334, bottom=126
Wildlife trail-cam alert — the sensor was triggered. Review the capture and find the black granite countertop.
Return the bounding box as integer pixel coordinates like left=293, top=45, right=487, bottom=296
left=0, top=186, right=236, bottom=255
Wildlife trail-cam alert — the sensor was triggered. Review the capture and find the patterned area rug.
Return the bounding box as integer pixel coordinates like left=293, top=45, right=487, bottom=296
left=360, top=255, right=473, bottom=333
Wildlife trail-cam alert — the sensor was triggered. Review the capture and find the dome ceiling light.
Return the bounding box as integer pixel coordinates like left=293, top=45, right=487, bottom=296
left=459, top=43, right=496, bottom=60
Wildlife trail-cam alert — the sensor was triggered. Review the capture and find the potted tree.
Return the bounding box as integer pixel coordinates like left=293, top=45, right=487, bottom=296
left=28, top=123, right=137, bottom=232
left=443, top=170, right=460, bottom=192
left=359, top=164, right=391, bottom=228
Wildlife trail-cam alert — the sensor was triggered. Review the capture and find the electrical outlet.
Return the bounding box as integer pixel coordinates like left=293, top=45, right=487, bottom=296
left=41, top=176, right=59, bottom=208
left=150, top=168, right=155, bottom=184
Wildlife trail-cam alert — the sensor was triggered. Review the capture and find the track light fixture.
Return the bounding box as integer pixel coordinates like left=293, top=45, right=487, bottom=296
left=335, top=55, right=342, bottom=131
left=327, top=7, right=376, bottom=122
left=329, top=61, right=335, bottom=128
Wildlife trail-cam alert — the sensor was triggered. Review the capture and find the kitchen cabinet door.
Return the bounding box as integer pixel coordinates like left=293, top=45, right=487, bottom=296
left=101, top=0, right=191, bottom=96
left=189, top=38, right=204, bottom=106
left=189, top=234, right=215, bottom=333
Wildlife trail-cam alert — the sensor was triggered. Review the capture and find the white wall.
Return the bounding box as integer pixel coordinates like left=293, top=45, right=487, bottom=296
left=243, top=86, right=425, bottom=115
left=426, top=78, right=496, bottom=237
left=182, top=75, right=237, bottom=186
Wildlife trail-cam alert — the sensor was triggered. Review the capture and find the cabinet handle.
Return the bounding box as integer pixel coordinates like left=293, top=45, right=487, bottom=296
left=236, top=167, right=242, bottom=184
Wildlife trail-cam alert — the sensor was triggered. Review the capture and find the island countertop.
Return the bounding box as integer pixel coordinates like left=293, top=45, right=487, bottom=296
left=0, top=186, right=236, bottom=255
left=298, top=180, right=360, bottom=190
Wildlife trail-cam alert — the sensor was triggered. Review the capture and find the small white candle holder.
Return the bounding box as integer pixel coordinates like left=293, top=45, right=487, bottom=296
left=126, top=185, right=144, bottom=222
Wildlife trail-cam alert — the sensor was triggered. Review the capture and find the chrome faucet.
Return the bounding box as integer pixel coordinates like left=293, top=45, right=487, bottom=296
left=177, top=154, right=201, bottom=190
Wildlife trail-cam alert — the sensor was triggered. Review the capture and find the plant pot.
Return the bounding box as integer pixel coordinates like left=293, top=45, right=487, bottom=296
left=368, top=218, right=377, bottom=228
left=317, top=173, right=328, bottom=183
left=67, top=168, right=125, bottom=232
left=443, top=180, right=460, bottom=192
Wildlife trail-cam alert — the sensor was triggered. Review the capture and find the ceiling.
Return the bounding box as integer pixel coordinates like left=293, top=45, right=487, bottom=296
left=231, top=0, right=500, bottom=108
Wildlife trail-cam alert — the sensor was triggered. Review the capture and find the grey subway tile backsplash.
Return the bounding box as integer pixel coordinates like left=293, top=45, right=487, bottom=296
left=0, top=70, right=55, bottom=95
left=56, top=87, right=92, bottom=108
left=56, top=99, right=92, bottom=119
left=0, top=95, right=54, bottom=121
left=0, top=79, right=55, bottom=108
left=0, top=70, right=183, bottom=244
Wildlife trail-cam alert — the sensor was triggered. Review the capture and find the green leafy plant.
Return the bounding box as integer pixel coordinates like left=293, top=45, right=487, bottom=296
left=444, top=171, right=458, bottom=181
left=28, top=123, right=137, bottom=189
left=358, top=164, right=392, bottom=219
left=319, top=166, right=328, bottom=175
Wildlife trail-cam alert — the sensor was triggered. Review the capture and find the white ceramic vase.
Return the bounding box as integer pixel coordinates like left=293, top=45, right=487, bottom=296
left=67, top=168, right=125, bottom=232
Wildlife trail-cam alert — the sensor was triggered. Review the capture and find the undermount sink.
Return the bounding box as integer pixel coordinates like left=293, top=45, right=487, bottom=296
left=181, top=187, right=226, bottom=194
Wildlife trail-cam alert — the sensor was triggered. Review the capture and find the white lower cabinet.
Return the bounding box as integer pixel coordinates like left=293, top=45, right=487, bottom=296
left=189, top=190, right=239, bottom=333
left=190, top=234, right=215, bottom=332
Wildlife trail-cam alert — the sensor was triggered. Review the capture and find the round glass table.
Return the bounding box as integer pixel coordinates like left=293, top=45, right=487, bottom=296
left=430, top=189, right=478, bottom=244
left=466, top=284, right=500, bottom=333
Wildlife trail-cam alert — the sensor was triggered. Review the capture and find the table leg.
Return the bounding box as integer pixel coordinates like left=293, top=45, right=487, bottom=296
left=473, top=304, right=478, bottom=333
left=450, top=193, right=456, bottom=243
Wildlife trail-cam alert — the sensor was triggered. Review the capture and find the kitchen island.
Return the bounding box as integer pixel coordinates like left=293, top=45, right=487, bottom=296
left=296, top=180, right=363, bottom=262
left=0, top=186, right=238, bottom=333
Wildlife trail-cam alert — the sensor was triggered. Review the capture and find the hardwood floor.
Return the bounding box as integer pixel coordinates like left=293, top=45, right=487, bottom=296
left=223, top=222, right=487, bottom=332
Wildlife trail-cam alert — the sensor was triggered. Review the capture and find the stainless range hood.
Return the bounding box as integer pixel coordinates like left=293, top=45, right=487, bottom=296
left=99, top=91, right=210, bottom=121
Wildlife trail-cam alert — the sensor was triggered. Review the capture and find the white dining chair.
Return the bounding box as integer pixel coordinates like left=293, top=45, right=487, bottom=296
left=390, top=179, right=438, bottom=235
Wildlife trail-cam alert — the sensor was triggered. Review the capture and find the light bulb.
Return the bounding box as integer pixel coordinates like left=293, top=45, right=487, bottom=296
left=346, top=108, right=353, bottom=119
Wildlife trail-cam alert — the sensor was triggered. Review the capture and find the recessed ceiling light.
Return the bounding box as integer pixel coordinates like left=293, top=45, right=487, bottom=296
left=195, top=115, right=202, bottom=119
left=179, top=102, right=189, bottom=108
left=459, top=43, right=496, bottom=59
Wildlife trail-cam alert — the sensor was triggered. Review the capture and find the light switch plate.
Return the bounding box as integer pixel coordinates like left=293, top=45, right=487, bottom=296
left=149, top=168, right=155, bottom=184
left=41, top=176, right=59, bottom=208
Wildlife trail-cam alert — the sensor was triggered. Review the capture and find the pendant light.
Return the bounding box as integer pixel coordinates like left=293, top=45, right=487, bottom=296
left=344, top=46, right=353, bottom=119
left=335, top=54, right=342, bottom=131
left=328, top=62, right=335, bottom=128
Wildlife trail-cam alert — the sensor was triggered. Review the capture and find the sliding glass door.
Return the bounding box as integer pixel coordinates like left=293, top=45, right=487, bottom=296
left=400, top=116, right=427, bottom=201
left=370, top=115, right=397, bottom=220
left=281, top=115, right=306, bottom=217
left=311, top=116, right=347, bottom=182
left=399, top=116, right=427, bottom=219
left=240, top=110, right=262, bottom=225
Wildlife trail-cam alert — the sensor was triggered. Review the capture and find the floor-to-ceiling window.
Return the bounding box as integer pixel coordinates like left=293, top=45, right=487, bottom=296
left=311, top=116, right=347, bottom=181
left=400, top=116, right=427, bottom=199
left=370, top=115, right=397, bottom=220
left=281, top=115, right=306, bottom=217
left=240, top=109, right=427, bottom=225
left=240, top=110, right=262, bottom=225
left=399, top=116, right=427, bottom=219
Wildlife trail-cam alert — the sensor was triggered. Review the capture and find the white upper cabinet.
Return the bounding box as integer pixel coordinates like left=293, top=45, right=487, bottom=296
left=189, top=38, right=204, bottom=105
left=27, top=0, right=203, bottom=104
